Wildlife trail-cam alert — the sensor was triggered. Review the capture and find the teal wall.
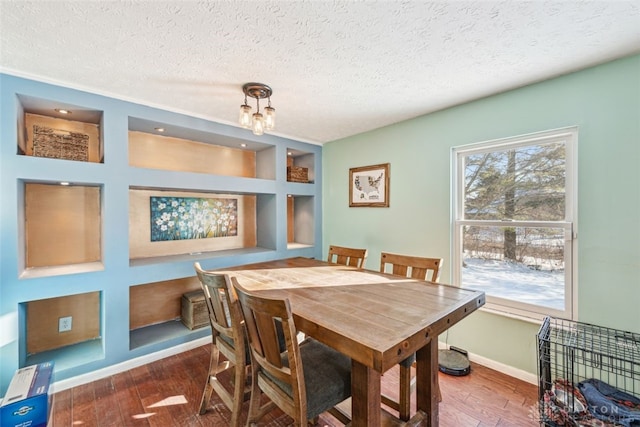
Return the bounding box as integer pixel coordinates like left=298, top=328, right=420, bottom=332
left=322, top=54, right=640, bottom=375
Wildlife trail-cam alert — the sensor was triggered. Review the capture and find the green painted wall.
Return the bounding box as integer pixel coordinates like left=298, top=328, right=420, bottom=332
left=322, top=54, right=640, bottom=375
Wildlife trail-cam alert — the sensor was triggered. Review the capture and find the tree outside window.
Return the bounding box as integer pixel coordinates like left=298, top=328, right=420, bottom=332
left=453, top=128, right=577, bottom=320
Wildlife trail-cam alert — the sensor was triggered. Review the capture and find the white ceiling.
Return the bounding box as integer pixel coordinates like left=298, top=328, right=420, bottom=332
left=1, top=1, right=639, bottom=145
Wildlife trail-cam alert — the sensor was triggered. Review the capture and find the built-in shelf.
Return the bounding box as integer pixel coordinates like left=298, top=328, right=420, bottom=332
left=287, top=194, right=315, bottom=247
left=22, top=292, right=103, bottom=371
left=17, top=94, right=104, bottom=163
left=287, top=148, right=315, bottom=183
left=2, top=73, right=321, bottom=392
left=130, top=320, right=209, bottom=350
left=22, top=181, right=103, bottom=277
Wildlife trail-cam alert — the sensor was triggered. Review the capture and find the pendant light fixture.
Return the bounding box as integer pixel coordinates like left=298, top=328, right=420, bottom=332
left=239, top=82, right=275, bottom=135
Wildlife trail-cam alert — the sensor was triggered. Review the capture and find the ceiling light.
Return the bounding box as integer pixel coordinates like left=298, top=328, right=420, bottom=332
left=55, top=109, right=71, bottom=114
left=240, top=143, right=247, bottom=148
left=239, top=82, right=275, bottom=136
left=154, top=127, right=165, bottom=132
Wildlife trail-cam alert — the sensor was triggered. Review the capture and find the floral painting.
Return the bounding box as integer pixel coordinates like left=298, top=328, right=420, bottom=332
left=150, top=196, right=238, bottom=242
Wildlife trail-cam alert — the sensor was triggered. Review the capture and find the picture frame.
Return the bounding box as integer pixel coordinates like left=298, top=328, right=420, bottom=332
left=349, top=163, right=390, bottom=207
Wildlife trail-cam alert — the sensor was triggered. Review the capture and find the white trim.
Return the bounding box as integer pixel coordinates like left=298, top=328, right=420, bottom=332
left=438, top=342, right=537, bottom=385
left=451, top=126, right=578, bottom=320
left=49, top=337, right=210, bottom=393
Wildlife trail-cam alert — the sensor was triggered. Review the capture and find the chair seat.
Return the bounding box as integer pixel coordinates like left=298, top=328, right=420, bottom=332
left=263, top=338, right=352, bottom=419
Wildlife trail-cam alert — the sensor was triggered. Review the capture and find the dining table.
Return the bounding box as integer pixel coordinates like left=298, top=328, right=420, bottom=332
left=217, top=257, right=485, bottom=427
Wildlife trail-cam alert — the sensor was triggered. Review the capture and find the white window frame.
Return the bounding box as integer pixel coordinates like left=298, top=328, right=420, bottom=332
left=451, top=127, right=578, bottom=322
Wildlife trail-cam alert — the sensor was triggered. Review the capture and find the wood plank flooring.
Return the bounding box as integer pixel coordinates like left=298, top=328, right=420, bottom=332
left=49, top=344, right=539, bottom=426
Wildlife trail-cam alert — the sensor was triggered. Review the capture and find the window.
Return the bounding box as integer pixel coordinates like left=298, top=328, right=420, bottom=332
left=452, top=127, right=577, bottom=321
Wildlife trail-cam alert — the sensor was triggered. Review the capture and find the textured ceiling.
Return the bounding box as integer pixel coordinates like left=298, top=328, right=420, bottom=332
left=1, top=1, right=639, bottom=145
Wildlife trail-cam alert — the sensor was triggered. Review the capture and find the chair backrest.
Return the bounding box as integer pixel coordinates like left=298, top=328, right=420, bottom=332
left=194, top=262, right=246, bottom=362
left=327, top=245, right=368, bottom=269
left=232, top=278, right=307, bottom=421
left=379, top=252, right=443, bottom=282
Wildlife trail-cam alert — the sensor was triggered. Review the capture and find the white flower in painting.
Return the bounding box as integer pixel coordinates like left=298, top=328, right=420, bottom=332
left=179, top=221, right=185, bottom=227
left=161, top=225, right=167, bottom=231
left=171, top=211, right=178, bottom=217
left=158, top=203, right=166, bottom=210
left=202, top=200, right=209, bottom=207
left=221, top=226, right=227, bottom=232
left=216, top=201, right=223, bottom=207
left=187, top=221, right=193, bottom=227
left=217, top=219, right=222, bottom=224
left=230, top=215, right=235, bottom=220
left=168, top=221, right=174, bottom=227
left=161, top=212, right=171, bottom=220
left=224, top=221, right=229, bottom=226
left=228, top=202, right=235, bottom=208
left=178, top=206, right=185, bottom=213
left=221, top=214, right=228, bottom=220
left=155, top=219, right=163, bottom=226
left=213, top=208, right=219, bottom=214
left=182, top=213, right=189, bottom=220
left=198, top=227, right=204, bottom=233
left=171, top=200, right=179, bottom=207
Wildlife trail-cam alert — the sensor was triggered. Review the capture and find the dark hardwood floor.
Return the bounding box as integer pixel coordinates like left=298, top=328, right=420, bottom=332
left=49, top=344, right=539, bottom=426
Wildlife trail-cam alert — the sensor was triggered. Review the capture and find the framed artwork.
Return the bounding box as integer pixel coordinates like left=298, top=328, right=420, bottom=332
left=150, top=196, right=238, bottom=241
left=349, top=163, right=390, bottom=207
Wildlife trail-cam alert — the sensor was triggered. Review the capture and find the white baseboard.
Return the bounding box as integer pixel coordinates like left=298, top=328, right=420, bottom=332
left=438, top=342, right=537, bottom=385
left=50, top=336, right=210, bottom=393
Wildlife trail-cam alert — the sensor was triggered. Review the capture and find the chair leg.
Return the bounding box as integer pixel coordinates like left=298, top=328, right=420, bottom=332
left=398, top=363, right=412, bottom=421
left=199, top=344, right=220, bottom=415
left=229, top=357, right=247, bottom=427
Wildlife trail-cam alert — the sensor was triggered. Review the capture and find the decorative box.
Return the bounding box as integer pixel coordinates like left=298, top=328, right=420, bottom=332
left=287, top=166, right=308, bottom=183
left=181, top=290, right=209, bottom=330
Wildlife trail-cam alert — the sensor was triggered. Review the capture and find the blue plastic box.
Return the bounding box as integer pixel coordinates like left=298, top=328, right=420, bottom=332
left=1, top=362, right=54, bottom=427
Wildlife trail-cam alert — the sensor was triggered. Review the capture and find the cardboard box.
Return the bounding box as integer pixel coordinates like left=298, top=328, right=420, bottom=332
left=1, top=362, right=54, bottom=427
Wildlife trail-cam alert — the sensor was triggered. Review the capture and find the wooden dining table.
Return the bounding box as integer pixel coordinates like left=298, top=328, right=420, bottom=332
left=217, top=257, right=485, bottom=427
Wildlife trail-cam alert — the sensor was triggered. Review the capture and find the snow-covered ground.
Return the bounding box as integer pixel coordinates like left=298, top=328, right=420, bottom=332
left=461, top=258, right=565, bottom=310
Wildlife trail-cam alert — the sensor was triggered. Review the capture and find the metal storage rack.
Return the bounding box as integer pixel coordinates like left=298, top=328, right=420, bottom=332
left=537, top=316, right=640, bottom=426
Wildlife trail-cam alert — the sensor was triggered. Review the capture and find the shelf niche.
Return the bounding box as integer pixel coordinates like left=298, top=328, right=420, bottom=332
left=287, top=195, right=315, bottom=248
left=23, top=182, right=102, bottom=275
left=23, top=291, right=103, bottom=370
left=128, top=118, right=276, bottom=179
left=129, top=277, right=205, bottom=350
left=17, top=94, right=103, bottom=163
left=287, top=148, right=315, bottom=183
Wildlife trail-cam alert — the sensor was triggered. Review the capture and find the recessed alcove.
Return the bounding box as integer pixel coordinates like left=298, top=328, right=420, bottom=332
left=17, top=94, right=104, bottom=163
left=128, top=117, right=276, bottom=179
left=286, top=148, right=315, bottom=183
left=23, top=291, right=104, bottom=371
left=287, top=194, right=315, bottom=249
left=21, top=181, right=103, bottom=278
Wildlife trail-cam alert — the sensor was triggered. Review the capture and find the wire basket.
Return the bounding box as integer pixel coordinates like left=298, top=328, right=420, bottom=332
left=537, top=316, right=640, bottom=426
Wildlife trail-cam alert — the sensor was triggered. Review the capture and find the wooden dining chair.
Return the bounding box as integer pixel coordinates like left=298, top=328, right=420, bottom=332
left=232, top=277, right=352, bottom=427
left=194, top=263, right=249, bottom=427
left=379, top=252, right=444, bottom=421
left=327, top=245, right=368, bottom=269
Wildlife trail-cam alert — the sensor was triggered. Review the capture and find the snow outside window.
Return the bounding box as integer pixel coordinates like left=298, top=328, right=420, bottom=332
left=452, top=127, right=578, bottom=321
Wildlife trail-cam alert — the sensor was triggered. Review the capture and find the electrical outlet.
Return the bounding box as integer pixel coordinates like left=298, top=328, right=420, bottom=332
left=58, top=316, right=72, bottom=333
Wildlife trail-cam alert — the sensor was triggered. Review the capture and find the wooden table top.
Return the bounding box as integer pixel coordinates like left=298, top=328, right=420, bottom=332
left=219, top=257, right=485, bottom=373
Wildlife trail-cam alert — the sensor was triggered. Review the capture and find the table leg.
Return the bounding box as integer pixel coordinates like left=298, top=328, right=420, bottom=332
left=415, top=339, right=439, bottom=426
left=351, top=359, right=381, bottom=427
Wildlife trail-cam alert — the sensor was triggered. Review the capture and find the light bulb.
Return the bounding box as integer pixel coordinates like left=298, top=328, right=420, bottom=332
left=239, top=104, right=252, bottom=128
left=264, top=106, right=276, bottom=130
left=252, top=113, right=265, bottom=136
